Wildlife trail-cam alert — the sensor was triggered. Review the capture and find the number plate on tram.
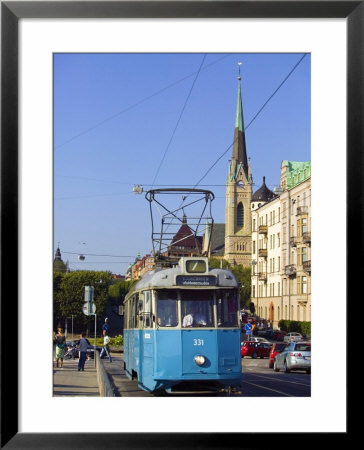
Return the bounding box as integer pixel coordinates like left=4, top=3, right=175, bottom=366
left=176, top=275, right=217, bottom=286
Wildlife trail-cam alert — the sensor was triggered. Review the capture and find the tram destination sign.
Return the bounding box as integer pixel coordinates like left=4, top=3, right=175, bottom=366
left=176, top=275, right=217, bottom=286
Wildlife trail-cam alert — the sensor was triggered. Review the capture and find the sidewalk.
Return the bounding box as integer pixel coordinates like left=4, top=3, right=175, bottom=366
left=53, top=357, right=100, bottom=397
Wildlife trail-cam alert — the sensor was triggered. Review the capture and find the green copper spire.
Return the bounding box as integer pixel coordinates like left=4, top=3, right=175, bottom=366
left=231, top=73, right=248, bottom=177
left=235, top=79, right=245, bottom=132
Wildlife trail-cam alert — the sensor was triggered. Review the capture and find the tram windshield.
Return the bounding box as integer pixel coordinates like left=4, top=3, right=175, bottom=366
left=157, top=290, right=178, bottom=327
left=181, top=290, right=214, bottom=327
left=217, top=290, right=239, bottom=327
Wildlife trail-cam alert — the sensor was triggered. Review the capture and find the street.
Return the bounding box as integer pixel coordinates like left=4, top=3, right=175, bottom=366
left=102, top=354, right=311, bottom=397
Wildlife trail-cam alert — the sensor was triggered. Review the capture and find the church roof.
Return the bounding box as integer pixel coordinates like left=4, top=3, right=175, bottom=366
left=54, top=247, right=62, bottom=261
left=252, top=176, right=276, bottom=202
left=170, top=222, right=202, bottom=250
left=209, top=223, right=225, bottom=257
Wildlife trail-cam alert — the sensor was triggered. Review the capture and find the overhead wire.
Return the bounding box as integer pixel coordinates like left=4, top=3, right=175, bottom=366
left=150, top=54, right=207, bottom=188
left=54, top=54, right=231, bottom=150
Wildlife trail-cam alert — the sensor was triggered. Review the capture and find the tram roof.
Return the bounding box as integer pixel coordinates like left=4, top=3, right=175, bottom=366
left=128, top=266, right=239, bottom=294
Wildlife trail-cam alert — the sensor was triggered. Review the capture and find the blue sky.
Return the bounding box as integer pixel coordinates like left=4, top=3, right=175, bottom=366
left=54, top=52, right=311, bottom=273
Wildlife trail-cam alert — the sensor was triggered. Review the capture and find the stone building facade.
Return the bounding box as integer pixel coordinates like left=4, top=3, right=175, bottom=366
left=251, top=161, right=311, bottom=326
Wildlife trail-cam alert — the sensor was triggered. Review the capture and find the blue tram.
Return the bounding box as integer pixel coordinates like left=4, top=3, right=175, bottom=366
left=123, top=257, right=242, bottom=394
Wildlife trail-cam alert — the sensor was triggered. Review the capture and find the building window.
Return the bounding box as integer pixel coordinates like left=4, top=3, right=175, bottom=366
left=297, top=276, right=308, bottom=294
left=237, top=202, right=244, bottom=228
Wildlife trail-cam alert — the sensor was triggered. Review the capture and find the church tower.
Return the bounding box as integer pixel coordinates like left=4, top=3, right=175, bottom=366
left=224, top=69, right=253, bottom=266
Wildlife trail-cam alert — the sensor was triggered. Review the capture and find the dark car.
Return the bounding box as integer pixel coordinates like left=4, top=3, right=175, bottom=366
left=262, top=329, right=287, bottom=341
left=241, top=341, right=272, bottom=359
left=71, top=339, right=102, bottom=359
left=268, top=342, right=287, bottom=368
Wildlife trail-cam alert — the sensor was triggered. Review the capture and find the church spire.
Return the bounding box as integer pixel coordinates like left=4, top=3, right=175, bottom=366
left=232, top=65, right=248, bottom=178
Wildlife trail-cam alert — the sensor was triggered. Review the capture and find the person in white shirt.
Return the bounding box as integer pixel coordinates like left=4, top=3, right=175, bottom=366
left=182, top=305, right=207, bottom=327
left=100, top=332, right=112, bottom=362
left=182, top=313, right=194, bottom=328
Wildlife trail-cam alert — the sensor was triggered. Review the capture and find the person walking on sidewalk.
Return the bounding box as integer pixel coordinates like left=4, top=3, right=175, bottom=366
left=54, top=326, right=66, bottom=368
left=100, top=332, right=112, bottom=363
left=102, top=318, right=110, bottom=335
left=78, top=333, right=89, bottom=371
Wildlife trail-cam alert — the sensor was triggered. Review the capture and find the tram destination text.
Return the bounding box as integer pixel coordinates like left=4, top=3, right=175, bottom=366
left=176, top=275, right=217, bottom=286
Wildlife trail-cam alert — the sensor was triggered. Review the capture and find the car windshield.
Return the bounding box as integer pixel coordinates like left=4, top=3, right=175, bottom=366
left=295, top=343, right=311, bottom=351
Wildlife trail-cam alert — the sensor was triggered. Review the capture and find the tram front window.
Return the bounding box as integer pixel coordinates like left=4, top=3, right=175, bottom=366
left=157, top=290, right=178, bottom=327
left=181, top=290, right=214, bottom=328
left=217, top=290, right=239, bottom=327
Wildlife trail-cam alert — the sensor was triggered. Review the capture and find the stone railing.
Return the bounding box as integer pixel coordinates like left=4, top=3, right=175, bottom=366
left=95, top=350, right=115, bottom=397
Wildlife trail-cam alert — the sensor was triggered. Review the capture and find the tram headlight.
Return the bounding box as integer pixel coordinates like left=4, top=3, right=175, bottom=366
left=194, top=355, right=206, bottom=366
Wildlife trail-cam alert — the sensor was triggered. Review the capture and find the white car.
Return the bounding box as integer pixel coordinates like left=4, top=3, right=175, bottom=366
left=246, top=336, right=271, bottom=343
left=283, top=332, right=304, bottom=343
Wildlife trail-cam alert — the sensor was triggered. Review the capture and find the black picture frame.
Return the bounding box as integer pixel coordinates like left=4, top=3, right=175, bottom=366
left=1, top=1, right=358, bottom=448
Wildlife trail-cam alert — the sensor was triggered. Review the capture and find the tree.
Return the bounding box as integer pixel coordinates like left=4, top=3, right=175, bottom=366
left=230, top=265, right=251, bottom=309
left=208, top=258, right=251, bottom=309
left=53, top=271, right=111, bottom=334
left=108, top=279, right=134, bottom=308
left=208, top=257, right=231, bottom=270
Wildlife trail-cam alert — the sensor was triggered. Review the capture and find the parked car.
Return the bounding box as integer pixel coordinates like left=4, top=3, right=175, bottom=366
left=283, top=332, right=304, bottom=343
left=268, top=342, right=287, bottom=368
left=248, top=336, right=271, bottom=343
left=241, top=341, right=272, bottom=359
left=273, top=341, right=311, bottom=373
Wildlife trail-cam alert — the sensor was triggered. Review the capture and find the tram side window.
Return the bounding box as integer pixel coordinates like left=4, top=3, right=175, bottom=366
left=144, top=291, right=152, bottom=328
left=156, top=290, right=178, bottom=327
left=217, top=290, right=239, bottom=327
left=136, top=294, right=143, bottom=328
left=181, top=290, right=214, bottom=328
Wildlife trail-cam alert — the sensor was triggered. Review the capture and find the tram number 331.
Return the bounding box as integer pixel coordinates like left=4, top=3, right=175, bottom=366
left=193, top=339, right=204, bottom=346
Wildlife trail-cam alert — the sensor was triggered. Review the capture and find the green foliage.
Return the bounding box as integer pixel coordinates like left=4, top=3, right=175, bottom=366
left=110, top=334, right=123, bottom=346
left=95, top=334, right=123, bottom=347
left=208, top=257, right=231, bottom=270
left=209, top=259, right=252, bottom=309
left=230, top=265, right=251, bottom=309
left=54, top=271, right=111, bottom=325
left=108, top=279, right=133, bottom=303
left=278, top=320, right=311, bottom=337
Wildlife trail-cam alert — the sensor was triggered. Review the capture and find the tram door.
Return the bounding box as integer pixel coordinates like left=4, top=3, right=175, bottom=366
left=139, top=290, right=154, bottom=385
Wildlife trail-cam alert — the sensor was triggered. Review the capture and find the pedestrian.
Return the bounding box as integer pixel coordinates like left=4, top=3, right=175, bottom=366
left=54, top=326, right=66, bottom=368
left=102, top=317, right=109, bottom=335
left=78, top=332, right=88, bottom=371
left=100, top=333, right=112, bottom=362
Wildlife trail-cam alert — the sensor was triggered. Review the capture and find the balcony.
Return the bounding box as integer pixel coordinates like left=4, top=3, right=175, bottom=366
left=285, top=264, right=297, bottom=277
left=303, top=232, right=311, bottom=245
left=290, top=236, right=297, bottom=247
left=303, top=260, right=311, bottom=273
left=258, top=248, right=267, bottom=258
left=258, top=225, right=268, bottom=234
left=258, top=272, right=267, bottom=282
left=296, top=206, right=308, bottom=216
